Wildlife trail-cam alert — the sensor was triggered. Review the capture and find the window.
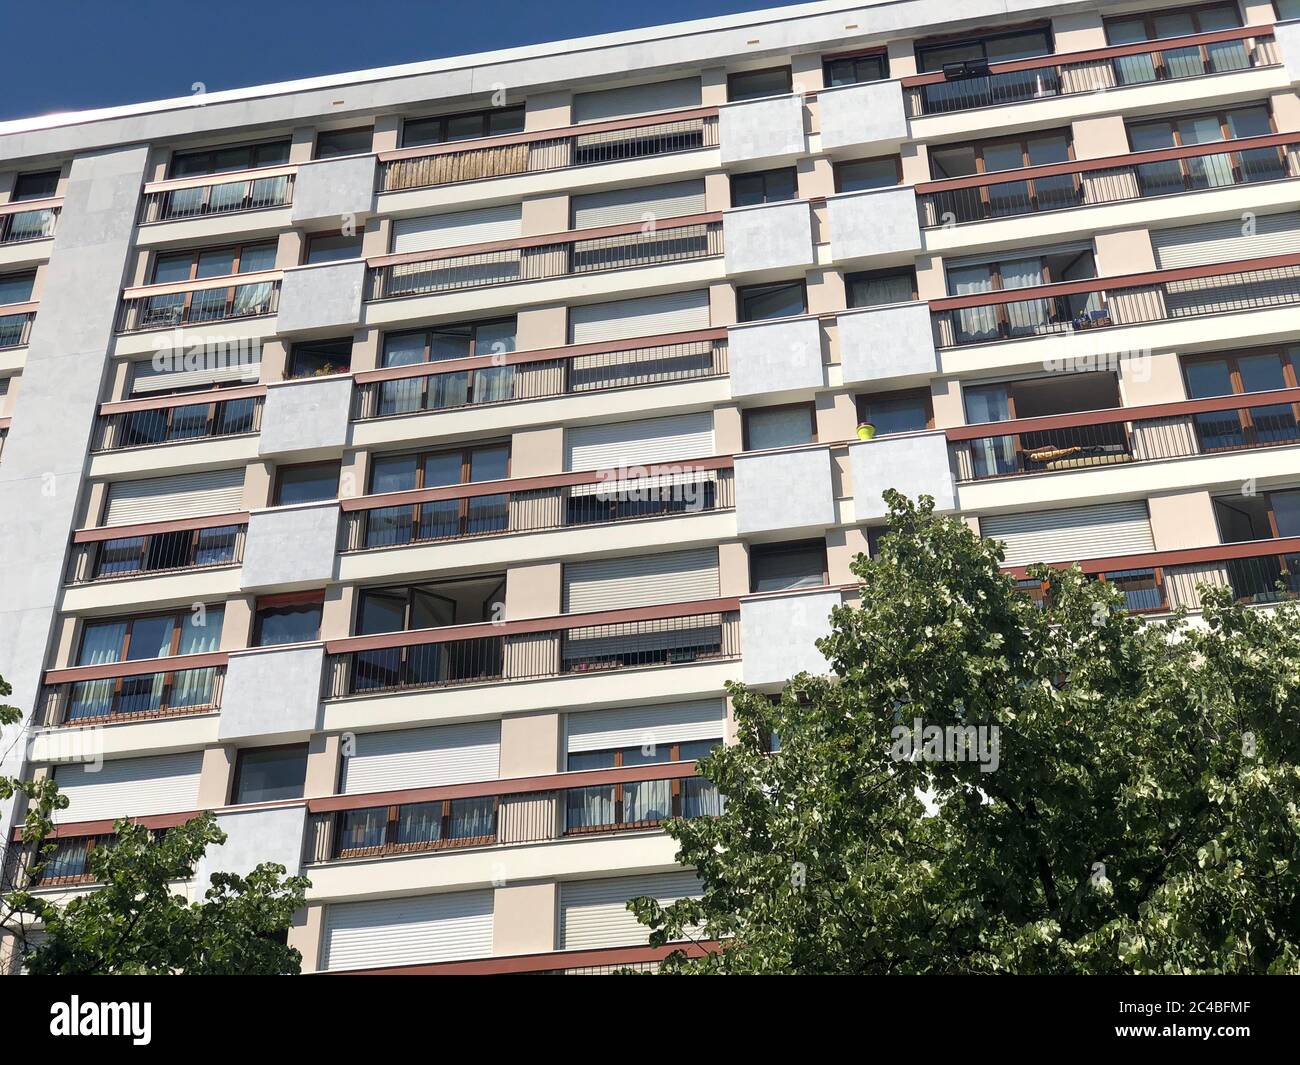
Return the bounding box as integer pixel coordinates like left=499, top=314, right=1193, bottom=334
left=730, top=167, right=798, bottom=208
left=737, top=280, right=807, bottom=322
left=274, top=461, right=340, bottom=506
left=377, top=320, right=519, bottom=416
left=0, top=271, right=36, bottom=305
left=1126, top=104, right=1282, bottom=191
left=1277, top=0, right=1300, bottom=20
left=750, top=540, right=828, bottom=593
left=916, top=25, right=1053, bottom=72
left=150, top=241, right=277, bottom=284
left=365, top=443, right=509, bottom=546
left=823, top=51, right=888, bottom=87
left=254, top=598, right=323, bottom=646
left=1104, top=3, right=1241, bottom=44
left=169, top=140, right=290, bottom=179
left=944, top=245, right=1098, bottom=343
left=743, top=404, right=816, bottom=450
left=381, top=319, right=517, bottom=367
left=1128, top=104, right=1272, bottom=151
left=315, top=127, right=373, bottom=160
left=1213, top=489, right=1300, bottom=603
left=13, top=170, right=60, bottom=201
left=728, top=67, right=793, bottom=102
left=403, top=106, right=525, bottom=148
left=857, top=389, right=933, bottom=436
left=1104, top=4, right=1246, bottom=84
left=834, top=157, right=901, bottom=194
left=566, top=738, right=721, bottom=830
left=356, top=575, right=506, bottom=634
left=288, top=338, right=352, bottom=379
left=304, top=232, right=363, bottom=264
left=930, top=130, right=1071, bottom=179
left=928, top=131, right=1076, bottom=220
left=1182, top=347, right=1300, bottom=451
left=232, top=746, right=308, bottom=804
left=846, top=268, right=917, bottom=308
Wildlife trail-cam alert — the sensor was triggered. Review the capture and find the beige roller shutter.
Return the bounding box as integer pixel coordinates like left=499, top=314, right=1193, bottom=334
left=340, top=722, right=501, bottom=795
left=559, top=871, right=702, bottom=949
left=568, top=290, right=711, bottom=344
left=392, top=203, right=522, bottom=254
left=572, top=77, right=702, bottom=124
left=563, top=547, right=719, bottom=612
left=1151, top=211, right=1300, bottom=269
left=564, top=411, right=713, bottom=470
left=130, top=353, right=262, bottom=395
left=321, top=890, right=494, bottom=972
left=53, top=752, right=203, bottom=823
left=981, top=501, right=1154, bottom=565
left=571, top=180, right=705, bottom=230
left=566, top=699, right=725, bottom=753
left=103, top=468, right=245, bottom=526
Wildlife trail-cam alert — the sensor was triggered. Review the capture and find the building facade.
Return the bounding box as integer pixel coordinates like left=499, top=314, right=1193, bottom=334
left=1, top=0, right=1299, bottom=973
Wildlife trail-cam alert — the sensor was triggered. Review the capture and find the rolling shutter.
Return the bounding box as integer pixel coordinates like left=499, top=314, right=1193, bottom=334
left=571, top=180, right=705, bottom=230
left=340, top=722, right=501, bottom=795
left=53, top=752, right=203, bottom=823
left=1151, top=211, right=1300, bottom=269
left=981, top=501, right=1154, bottom=565
left=321, top=890, right=494, bottom=972
left=566, top=699, right=725, bottom=753
left=559, top=871, right=702, bottom=949
left=103, top=468, right=245, bottom=526
left=572, top=78, right=702, bottom=124
left=130, top=353, right=261, bottom=395
left=563, top=547, right=719, bottom=612
left=568, top=290, right=711, bottom=344
left=564, top=411, right=713, bottom=470
left=391, top=203, right=522, bottom=254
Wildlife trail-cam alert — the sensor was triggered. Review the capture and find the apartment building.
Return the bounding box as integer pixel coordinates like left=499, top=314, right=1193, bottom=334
left=1, top=0, right=1299, bottom=974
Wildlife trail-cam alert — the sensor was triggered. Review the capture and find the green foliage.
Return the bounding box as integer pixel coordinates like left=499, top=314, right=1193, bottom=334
left=629, top=492, right=1300, bottom=974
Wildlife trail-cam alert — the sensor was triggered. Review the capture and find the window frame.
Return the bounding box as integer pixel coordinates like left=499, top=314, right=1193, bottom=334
left=253, top=593, right=324, bottom=647
left=288, top=338, right=353, bottom=379
left=303, top=231, right=364, bottom=265
left=749, top=538, right=830, bottom=594
left=833, top=155, right=903, bottom=194
left=231, top=743, right=310, bottom=805
left=915, top=22, right=1054, bottom=73
left=1181, top=345, right=1300, bottom=451
left=166, top=138, right=292, bottom=180
left=381, top=319, right=518, bottom=368
left=742, top=402, right=818, bottom=451
left=1102, top=2, right=1243, bottom=44
left=845, top=267, right=919, bottom=308
left=355, top=576, right=507, bottom=635
left=729, top=167, right=799, bottom=208
left=736, top=279, right=808, bottom=323
left=401, top=105, right=527, bottom=148
left=856, top=387, right=936, bottom=436
left=313, top=127, right=374, bottom=161
left=273, top=460, right=341, bottom=506
left=727, top=66, right=794, bottom=102
left=150, top=239, right=278, bottom=285
left=564, top=739, right=719, bottom=833
left=821, top=49, right=890, bottom=88
left=12, top=170, right=61, bottom=202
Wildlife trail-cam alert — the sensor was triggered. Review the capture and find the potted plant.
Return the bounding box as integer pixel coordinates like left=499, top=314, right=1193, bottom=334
left=856, top=422, right=877, bottom=441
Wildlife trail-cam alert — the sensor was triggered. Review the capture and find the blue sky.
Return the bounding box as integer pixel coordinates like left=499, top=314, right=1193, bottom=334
left=2, top=0, right=793, bottom=121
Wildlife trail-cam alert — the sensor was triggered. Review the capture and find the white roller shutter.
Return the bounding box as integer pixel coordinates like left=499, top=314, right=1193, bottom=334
left=565, top=411, right=713, bottom=470
left=572, top=180, right=705, bottom=230
left=564, top=547, right=719, bottom=612
left=321, top=890, right=493, bottom=972
left=130, top=353, right=261, bottom=395
left=340, top=722, right=501, bottom=795
left=53, top=752, right=203, bottom=823
left=981, top=501, right=1154, bottom=565
left=568, top=290, right=711, bottom=344
left=573, top=78, right=702, bottom=124
left=103, top=468, right=245, bottom=526
left=392, top=203, right=522, bottom=254
left=1151, top=211, right=1300, bottom=269
left=560, top=871, right=702, bottom=949
left=566, top=699, right=725, bottom=753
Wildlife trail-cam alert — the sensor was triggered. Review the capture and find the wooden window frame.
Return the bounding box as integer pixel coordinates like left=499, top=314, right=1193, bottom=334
left=821, top=49, right=890, bottom=88
left=121, top=391, right=255, bottom=445
left=1181, top=344, right=1300, bottom=451
left=381, top=318, right=518, bottom=366
left=856, top=387, right=936, bottom=436
left=928, top=128, right=1076, bottom=210
left=945, top=246, right=1096, bottom=337
left=147, top=239, right=277, bottom=325
left=1126, top=103, right=1280, bottom=192
left=367, top=441, right=511, bottom=539
left=742, top=401, right=818, bottom=451
left=401, top=105, right=526, bottom=148
left=334, top=795, right=500, bottom=858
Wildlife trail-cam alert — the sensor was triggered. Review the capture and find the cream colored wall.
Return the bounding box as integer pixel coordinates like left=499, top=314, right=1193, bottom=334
left=500, top=710, right=561, bottom=776
left=304, top=732, right=340, bottom=798
left=287, top=904, right=323, bottom=972
left=525, top=90, right=572, bottom=131
left=816, top=391, right=857, bottom=442
left=1094, top=227, right=1155, bottom=276
left=1148, top=490, right=1220, bottom=551
left=511, top=426, right=563, bottom=477
left=506, top=561, right=562, bottom=619
left=827, top=526, right=869, bottom=584
left=492, top=881, right=557, bottom=955
left=196, top=745, right=235, bottom=807
left=1071, top=115, right=1130, bottom=160
left=320, top=583, right=355, bottom=640
left=1121, top=350, right=1187, bottom=406
left=517, top=304, right=566, bottom=349
left=718, top=539, right=749, bottom=596
left=1050, top=10, right=1106, bottom=51
left=522, top=193, right=569, bottom=236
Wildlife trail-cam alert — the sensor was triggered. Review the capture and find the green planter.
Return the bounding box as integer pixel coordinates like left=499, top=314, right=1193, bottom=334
left=856, top=423, right=877, bottom=441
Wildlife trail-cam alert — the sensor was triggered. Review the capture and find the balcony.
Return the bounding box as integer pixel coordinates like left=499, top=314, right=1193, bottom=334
left=733, top=445, right=836, bottom=536
left=727, top=314, right=823, bottom=398
left=739, top=586, right=841, bottom=686
left=1281, top=18, right=1300, bottom=84
left=303, top=761, right=721, bottom=865
left=901, top=26, right=1280, bottom=117
left=259, top=376, right=353, bottom=457
left=138, top=167, right=295, bottom=224
left=6, top=813, right=191, bottom=891
left=917, top=132, right=1300, bottom=228
left=117, top=273, right=280, bottom=333
left=718, top=94, right=806, bottom=166
left=241, top=502, right=340, bottom=590
left=218, top=645, right=326, bottom=742
left=276, top=261, right=365, bottom=334
left=816, top=79, right=909, bottom=154
left=851, top=432, right=957, bottom=521
left=38, top=653, right=227, bottom=728
left=339, top=459, right=733, bottom=553
left=365, top=214, right=723, bottom=302
left=0, top=303, right=36, bottom=348
left=91, top=386, right=264, bottom=452
left=314, top=941, right=721, bottom=976
left=291, top=156, right=376, bottom=227
left=379, top=106, right=719, bottom=192
left=0, top=197, right=60, bottom=243
left=352, top=328, right=727, bottom=421
left=949, top=388, right=1300, bottom=483
left=65, top=513, right=248, bottom=584
left=323, top=598, right=741, bottom=699
left=826, top=187, right=922, bottom=265
left=929, top=252, right=1300, bottom=348
left=837, top=301, right=936, bottom=386
left=722, top=200, right=815, bottom=276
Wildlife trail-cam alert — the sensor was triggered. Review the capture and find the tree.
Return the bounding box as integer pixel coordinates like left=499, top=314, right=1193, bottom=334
left=631, top=492, right=1300, bottom=974
left=0, top=680, right=309, bottom=975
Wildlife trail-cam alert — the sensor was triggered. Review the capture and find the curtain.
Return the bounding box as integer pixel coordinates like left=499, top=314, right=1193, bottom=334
left=567, top=785, right=616, bottom=830
left=448, top=797, right=496, bottom=840
left=231, top=282, right=273, bottom=317
left=624, top=779, right=672, bottom=823
left=999, top=257, right=1047, bottom=334
left=950, top=265, right=998, bottom=342
left=471, top=365, right=514, bottom=404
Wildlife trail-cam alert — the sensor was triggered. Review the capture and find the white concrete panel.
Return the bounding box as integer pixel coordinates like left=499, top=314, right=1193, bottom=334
left=838, top=302, right=936, bottom=386
left=198, top=805, right=308, bottom=892
left=259, top=375, right=354, bottom=457
left=818, top=80, right=909, bottom=153
left=241, top=502, right=340, bottom=591
left=723, top=200, right=815, bottom=275
left=850, top=432, right=956, bottom=521
left=827, top=187, right=922, bottom=264
left=218, top=645, right=325, bottom=742
left=276, top=261, right=366, bottom=334
left=291, top=155, right=377, bottom=226
left=740, top=588, right=840, bottom=686
left=734, top=447, right=836, bottom=536
left=719, top=94, right=806, bottom=166
left=728, top=314, right=824, bottom=398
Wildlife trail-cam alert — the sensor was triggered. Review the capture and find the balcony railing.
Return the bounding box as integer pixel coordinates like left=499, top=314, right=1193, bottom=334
left=117, top=273, right=280, bottom=333
left=352, top=328, right=728, bottom=421
left=65, top=513, right=248, bottom=584
left=930, top=252, right=1300, bottom=347
left=91, top=386, right=265, bottom=452
left=324, top=598, right=741, bottom=699
left=950, top=387, right=1300, bottom=482
left=901, top=26, right=1279, bottom=117
left=0, top=305, right=36, bottom=349
left=138, top=167, right=296, bottom=223
left=339, top=457, right=734, bottom=552
left=366, top=215, right=723, bottom=301
left=38, top=653, right=228, bottom=727
left=917, top=132, right=1300, bottom=227
left=318, top=940, right=723, bottom=976
left=303, top=761, right=721, bottom=864
left=379, top=107, right=719, bottom=192
left=0, top=198, right=61, bottom=243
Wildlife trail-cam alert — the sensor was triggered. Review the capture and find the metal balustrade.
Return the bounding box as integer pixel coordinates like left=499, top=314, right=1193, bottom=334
left=92, top=393, right=263, bottom=451
left=0, top=203, right=60, bottom=243
left=138, top=170, right=295, bottom=223
left=117, top=278, right=280, bottom=333
left=38, top=660, right=227, bottom=727
left=66, top=522, right=246, bottom=584
left=0, top=310, right=35, bottom=349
